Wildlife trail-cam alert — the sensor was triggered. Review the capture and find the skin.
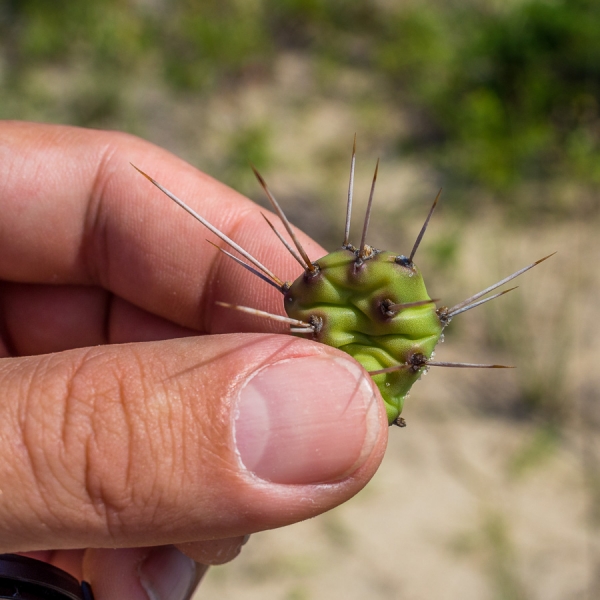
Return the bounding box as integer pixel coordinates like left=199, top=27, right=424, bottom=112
left=0, top=122, right=388, bottom=599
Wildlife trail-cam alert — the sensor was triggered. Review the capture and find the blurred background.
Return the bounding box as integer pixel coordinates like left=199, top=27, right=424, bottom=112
left=1, top=0, right=598, bottom=598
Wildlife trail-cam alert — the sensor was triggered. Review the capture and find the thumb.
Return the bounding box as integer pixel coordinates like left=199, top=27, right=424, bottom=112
left=0, top=333, right=387, bottom=552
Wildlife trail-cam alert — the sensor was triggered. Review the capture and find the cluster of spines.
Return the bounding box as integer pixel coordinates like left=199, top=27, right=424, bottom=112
left=132, top=141, right=553, bottom=419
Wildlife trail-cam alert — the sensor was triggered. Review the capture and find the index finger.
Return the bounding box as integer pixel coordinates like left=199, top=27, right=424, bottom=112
left=0, top=121, right=324, bottom=332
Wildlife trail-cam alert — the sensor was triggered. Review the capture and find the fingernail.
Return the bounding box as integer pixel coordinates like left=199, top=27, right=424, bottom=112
left=139, top=546, right=196, bottom=600
left=234, top=355, right=381, bottom=484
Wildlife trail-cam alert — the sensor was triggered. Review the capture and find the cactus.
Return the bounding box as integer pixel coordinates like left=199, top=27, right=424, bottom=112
left=132, top=144, right=552, bottom=427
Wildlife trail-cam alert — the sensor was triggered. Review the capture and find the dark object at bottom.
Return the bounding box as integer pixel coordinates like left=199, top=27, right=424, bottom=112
left=0, top=554, right=94, bottom=600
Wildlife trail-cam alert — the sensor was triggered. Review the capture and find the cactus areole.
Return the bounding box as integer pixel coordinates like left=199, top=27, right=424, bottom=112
left=284, top=248, right=442, bottom=424
left=132, top=143, right=552, bottom=427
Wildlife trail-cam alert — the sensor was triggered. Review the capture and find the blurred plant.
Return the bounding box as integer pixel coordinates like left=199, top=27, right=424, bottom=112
left=450, top=510, right=528, bottom=600
left=222, top=123, right=273, bottom=194
left=2, top=0, right=599, bottom=208
left=508, top=423, right=560, bottom=477
left=482, top=268, right=572, bottom=424
left=481, top=511, right=528, bottom=600
left=159, top=0, right=271, bottom=91
left=268, top=0, right=600, bottom=212
left=0, top=0, right=150, bottom=126
left=427, top=0, right=600, bottom=205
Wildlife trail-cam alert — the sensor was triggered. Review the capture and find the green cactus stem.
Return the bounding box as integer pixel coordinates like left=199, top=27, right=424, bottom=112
left=284, top=248, right=442, bottom=424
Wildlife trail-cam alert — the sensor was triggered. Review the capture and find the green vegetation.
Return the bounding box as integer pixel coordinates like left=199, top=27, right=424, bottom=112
left=2, top=0, right=599, bottom=211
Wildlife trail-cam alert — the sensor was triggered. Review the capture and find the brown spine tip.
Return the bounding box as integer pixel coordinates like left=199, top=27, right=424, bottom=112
left=251, top=164, right=316, bottom=273
left=130, top=163, right=156, bottom=184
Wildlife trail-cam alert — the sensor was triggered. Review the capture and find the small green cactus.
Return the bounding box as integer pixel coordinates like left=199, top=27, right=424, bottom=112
left=283, top=248, right=442, bottom=424
left=133, top=144, right=552, bottom=427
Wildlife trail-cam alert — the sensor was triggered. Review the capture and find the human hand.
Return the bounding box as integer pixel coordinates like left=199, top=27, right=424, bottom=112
left=0, top=122, right=388, bottom=599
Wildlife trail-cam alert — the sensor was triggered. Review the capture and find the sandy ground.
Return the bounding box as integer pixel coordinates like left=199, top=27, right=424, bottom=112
left=196, top=406, right=597, bottom=599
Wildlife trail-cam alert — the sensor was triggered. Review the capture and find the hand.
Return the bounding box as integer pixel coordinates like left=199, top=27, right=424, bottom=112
left=0, top=122, right=388, bottom=599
